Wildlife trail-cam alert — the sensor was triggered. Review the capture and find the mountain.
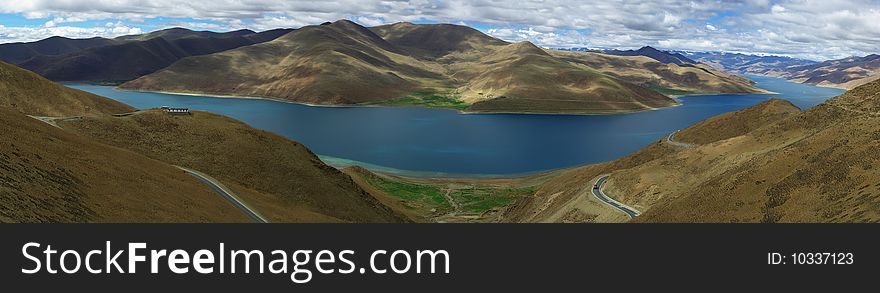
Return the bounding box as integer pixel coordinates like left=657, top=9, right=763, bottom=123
left=122, top=20, right=681, bottom=114
left=504, top=80, right=880, bottom=223
left=551, top=49, right=768, bottom=95
left=1, top=61, right=406, bottom=223
left=12, top=28, right=293, bottom=82
left=779, top=54, right=880, bottom=89
left=603, top=46, right=697, bottom=66
left=0, top=36, right=117, bottom=65
left=0, top=60, right=133, bottom=116
left=677, top=51, right=817, bottom=76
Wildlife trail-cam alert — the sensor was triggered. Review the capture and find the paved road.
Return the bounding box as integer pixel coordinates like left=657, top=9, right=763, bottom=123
left=666, top=130, right=697, bottom=148
left=176, top=166, right=269, bottom=223
left=592, top=175, right=641, bottom=219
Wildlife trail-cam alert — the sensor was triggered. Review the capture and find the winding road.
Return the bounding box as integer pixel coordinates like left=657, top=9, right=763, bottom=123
left=666, top=130, right=697, bottom=148
left=176, top=166, right=269, bottom=223
left=592, top=175, right=641, bottom=219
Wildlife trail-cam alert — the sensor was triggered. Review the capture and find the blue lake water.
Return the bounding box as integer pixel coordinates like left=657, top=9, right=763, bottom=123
left=68, top=75, right=843, bottom=177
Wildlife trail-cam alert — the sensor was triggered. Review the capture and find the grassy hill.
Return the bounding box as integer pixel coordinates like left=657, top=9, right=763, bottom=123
left=62, top=110, right=407, bottom=223
left=505, top=81, right=880, bottom=223
left=0, top=107, right=253, bottom=223
left=0, top=60, right=134, bottom=116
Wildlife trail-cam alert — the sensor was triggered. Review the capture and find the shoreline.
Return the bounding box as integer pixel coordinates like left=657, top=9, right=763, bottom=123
left=111, top=86, right=689, bottom=116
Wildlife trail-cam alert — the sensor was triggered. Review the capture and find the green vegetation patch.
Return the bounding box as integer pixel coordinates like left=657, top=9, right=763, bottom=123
left=450, top=187, right=535, bottom=213
left=372, top=89, right=470, bottom=111
left=362, top=173, right=536, bottom=214
left=363, top=174, right=450, bottom=209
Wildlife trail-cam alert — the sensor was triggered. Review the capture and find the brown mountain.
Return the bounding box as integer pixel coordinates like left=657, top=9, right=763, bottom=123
left=122, top=20, right=679, bottom=114
left=505, top=80, right=880, bottom=223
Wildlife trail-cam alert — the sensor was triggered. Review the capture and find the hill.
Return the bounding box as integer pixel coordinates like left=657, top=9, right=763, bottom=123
left=14, top=28, right=293, bottom=82
left=504, top=82, right=880, bottom=223
left=0, top=106, right=251, bottom=222
left=61, top=110, right=406, bottom=223
left=779, top=54, right=880, bottom=89
left=0, top=60, right=134, bottom=116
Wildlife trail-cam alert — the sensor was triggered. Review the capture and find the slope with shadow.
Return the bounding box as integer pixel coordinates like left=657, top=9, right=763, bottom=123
left=0, top=36, right=117, bottom=65
left=464, top=42, right=676, bottom=113
left=16, top=28, right=294, bottom=82
left=122, top=20, right=445, bottom=105
left=604, top=46, right=697, bottom=66
left=62, top=110, right=407, bottom=223
left=781, top=54, right=880, bottom=89
left=0, top=60, right=134, bottom=116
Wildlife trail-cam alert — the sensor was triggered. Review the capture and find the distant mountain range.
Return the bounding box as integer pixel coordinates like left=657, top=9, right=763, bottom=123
left=676, top=51, right=879, bottom=89
left=777, top=54, right=880, bottom=89
left=0, top=27, right=293, bottom=82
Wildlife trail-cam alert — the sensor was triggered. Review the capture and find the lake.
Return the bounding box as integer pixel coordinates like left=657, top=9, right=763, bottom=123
left=68, top=75, right=844, bottom=177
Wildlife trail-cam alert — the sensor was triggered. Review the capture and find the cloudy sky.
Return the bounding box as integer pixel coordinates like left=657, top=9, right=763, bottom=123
left=0, top=0, right=877, bottom=60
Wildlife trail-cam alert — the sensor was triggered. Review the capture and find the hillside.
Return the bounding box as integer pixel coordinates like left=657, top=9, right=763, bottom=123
left=551, top=50, right=768, bottom=95
left=504, top=82, right=880, bottom=223
left=123, top=20, right=679, bottom=114
left=780, top=54, right=880, bottom=89
left=62, top=110, right=406, bottom=223
left=0, top=106, right=254, bottom=223
left=0, top=60, right=134, bottom=116
left=14, top=28, right=293, bottom=82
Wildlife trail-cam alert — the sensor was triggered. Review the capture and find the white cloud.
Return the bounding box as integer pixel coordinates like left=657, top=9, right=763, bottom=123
left=0, top=0, right=876, bottom=60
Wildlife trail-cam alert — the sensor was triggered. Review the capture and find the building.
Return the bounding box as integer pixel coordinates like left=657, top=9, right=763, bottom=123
left=162, top=106, right=191, bottom=115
